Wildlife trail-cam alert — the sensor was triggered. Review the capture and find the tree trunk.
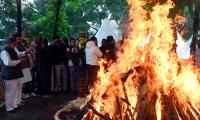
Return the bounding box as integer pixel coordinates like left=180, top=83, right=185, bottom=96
left=53, top=0, right=61, bottom=39
left=16, top=0, right=22, bottom=35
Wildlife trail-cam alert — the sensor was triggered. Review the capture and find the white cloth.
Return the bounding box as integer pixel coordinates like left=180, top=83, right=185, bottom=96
left=15, top=77, right=23, bottom=107
left=28, top=54, right=35, bottom=69
left=5, top=79, right=19, bottom=111
left=85, top=41, right=103, bottom=65
left=15, top=47, right=32, bottom=83
left=95, top=19, right=122, bottom=46
left=0, top=50, right=20, bottom=66
left=14, top=47, right=26, bottom=57
left=176, top=32, right=193, bottom=59
left=21, top=68, right=32, bottom=84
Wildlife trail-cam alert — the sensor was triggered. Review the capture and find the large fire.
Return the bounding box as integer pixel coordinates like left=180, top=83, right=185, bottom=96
left=82, top=0, right=200, bottom=119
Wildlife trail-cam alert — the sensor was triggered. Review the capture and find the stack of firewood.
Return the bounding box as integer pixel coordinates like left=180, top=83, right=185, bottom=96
left=78, top=65, right=200, bottom=120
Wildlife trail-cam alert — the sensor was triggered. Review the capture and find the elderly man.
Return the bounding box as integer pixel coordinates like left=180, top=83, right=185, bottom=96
left=0, top=36, right=24, bottom=112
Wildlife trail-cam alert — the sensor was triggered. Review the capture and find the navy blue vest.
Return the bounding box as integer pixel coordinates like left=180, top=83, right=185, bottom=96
left=1, top=45, right=24, bottom=80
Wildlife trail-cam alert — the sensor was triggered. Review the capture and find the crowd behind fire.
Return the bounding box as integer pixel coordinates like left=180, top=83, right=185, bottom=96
left=0, top=33, right=122, bottom=113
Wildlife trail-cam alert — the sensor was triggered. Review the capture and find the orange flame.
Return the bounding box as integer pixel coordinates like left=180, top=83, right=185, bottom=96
left=85, top=0, right=200, bottom=119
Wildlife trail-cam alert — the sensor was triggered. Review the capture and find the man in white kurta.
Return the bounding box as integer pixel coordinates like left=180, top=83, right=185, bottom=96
left=0, top=37, right=24, bottom=112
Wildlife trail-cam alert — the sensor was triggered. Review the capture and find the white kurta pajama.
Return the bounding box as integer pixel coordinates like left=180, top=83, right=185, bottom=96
left=0, top=50, right=23, bottom=111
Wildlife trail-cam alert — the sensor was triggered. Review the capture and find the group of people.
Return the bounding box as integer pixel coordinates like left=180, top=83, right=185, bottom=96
left=0, top=33, right=120, bottom=113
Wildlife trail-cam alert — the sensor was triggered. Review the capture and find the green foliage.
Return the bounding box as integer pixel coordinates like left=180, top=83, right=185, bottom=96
left=33, top=0, right=49, bottom=16
left=65, top=0, right=109, bottom=37
left=0, top=0, right=16, bottom=37
left=65, top=0, right=129, bottom=37
left=22, top=2, right=38, bottom=36
left=0, top=0, right=198, bottom=40
left=0, top=0, right=127, bottom=39
left=31, top=0, right=69, bottom=40
left=105, top=0, right=129, bottom=22
left=65, top=0, right=83, bottom=10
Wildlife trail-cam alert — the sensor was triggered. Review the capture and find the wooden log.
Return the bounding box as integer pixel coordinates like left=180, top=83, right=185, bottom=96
left=186, top=108, right=197, bottom=120
left=116, top=97, right=133, bottom=120
left=175, top=102, right=188, bottom=120
left=188, top=102, right=200, bottom=119
left=146, top=93, right=158, bottom=120
left=81, top=110, right=94, bottom=120
left=75, top=100, right=93, bottom=119
left=88, top=104, right=112, bottom=120
left=116, top=97, right=123, bottom=120
left=173, top=95, right=188, bottom=120
left=160, top=93, right=180, bottom=120
left=134, top=85, right=149, bottom=120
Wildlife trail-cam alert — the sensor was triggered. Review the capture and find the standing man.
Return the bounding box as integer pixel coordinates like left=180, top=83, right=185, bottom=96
left=67, top=38, right=81, bottom=93
left=15, top=38, right=33, bottom=99
left=85, top=37, right=103, bottom=89
left=50, top=36, right=67, bottom=92
left=0, top=37, right=24, bottom=112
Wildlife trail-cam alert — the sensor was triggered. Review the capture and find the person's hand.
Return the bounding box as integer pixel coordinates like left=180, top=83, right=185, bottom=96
left=25, top=47, right=32, bottom=54
left=31, top=46, right=36, bottom=53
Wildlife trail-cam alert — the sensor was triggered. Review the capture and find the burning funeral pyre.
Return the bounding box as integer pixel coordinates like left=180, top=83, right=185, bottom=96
left=79, top=0, right=200, bottom=120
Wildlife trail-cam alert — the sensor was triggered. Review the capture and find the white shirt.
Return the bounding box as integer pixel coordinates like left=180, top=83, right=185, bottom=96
left=14, top=47, right=26, bottom=57
left=85, top=41, right=103, bottom=65
left=67, top=47, right=82, bottom=67
left=0, top=47, right=26, bottom=67
left=0, top=50, right=20, bottom=67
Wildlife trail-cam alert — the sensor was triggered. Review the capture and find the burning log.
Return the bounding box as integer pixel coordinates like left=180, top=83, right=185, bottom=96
left=76, top=99, right=111, bottom=120
left=160, top=92, right=180, bottom=120
left=188, top=102, right=200, bottom=119
left=88, top=104, right=111, bottom=120
left=116, top=97, right=124, bottom=120
left=76, top=100, right=92, bottom=119
left=131, top=65, right=159, bottom=120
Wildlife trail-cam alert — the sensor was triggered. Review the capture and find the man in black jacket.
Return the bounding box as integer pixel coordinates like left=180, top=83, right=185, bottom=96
left=50, top=37, right=67, bottom=92
left=67, top=38, right=81, bottom=93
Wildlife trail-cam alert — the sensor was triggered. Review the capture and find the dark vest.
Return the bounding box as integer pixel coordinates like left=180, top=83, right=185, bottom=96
left=1, top=45, right=24, bottom=80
